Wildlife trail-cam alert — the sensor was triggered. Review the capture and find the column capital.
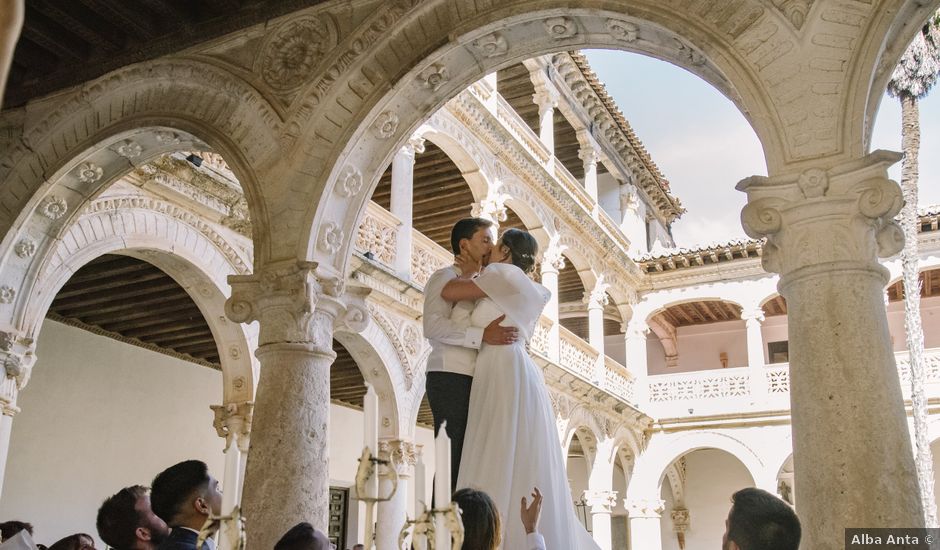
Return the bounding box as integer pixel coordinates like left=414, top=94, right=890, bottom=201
left=737, top=151, right=903, bottom=286
left=225, top=261, right=370, bottom=349
left=625, top=498, right=665, bottom=519
left=583, top=489, right=618, bottom=514
left=0, top=330, right=36, bottom=416
left=625, top=318, right=649, bottom=339
left=470, top=181, right=510, bottom=224
left=211, top=401, right=253, bottom=452
left=532, top=87, right=559, bottom=113
left=400, top=136, right=426, bottom=160
left=540, top=234, right=568, bottom=274
left=583, top=277, right=610, bottom=309
left=578, top=146, right=599, bottom=171
left=378, top=438, right=418, bottom=477
left=740, top=308, right=766, bottom=326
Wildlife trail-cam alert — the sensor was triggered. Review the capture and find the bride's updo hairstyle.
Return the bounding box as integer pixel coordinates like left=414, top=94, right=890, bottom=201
left=499, top=228, right=539, bottom=275
left=453, top=488, right=501, bottom=550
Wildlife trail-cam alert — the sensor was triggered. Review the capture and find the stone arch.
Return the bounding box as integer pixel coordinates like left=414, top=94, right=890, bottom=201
left=21, top=193, right=257, bottom=404
left=626, top=431, right=771, bottom=501
left=302, top=2, right=796, bottom=281
left=414, top=113, right=491, bottom=203
left=0, top=57, right=279, bottom=278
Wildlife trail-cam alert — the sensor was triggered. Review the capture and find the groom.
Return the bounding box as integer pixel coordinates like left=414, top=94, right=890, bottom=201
left=423, top=217, right=519, bottom=493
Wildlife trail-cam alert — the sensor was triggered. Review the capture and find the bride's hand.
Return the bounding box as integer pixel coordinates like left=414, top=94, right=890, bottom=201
left=454, top=252, right=482, bottom=278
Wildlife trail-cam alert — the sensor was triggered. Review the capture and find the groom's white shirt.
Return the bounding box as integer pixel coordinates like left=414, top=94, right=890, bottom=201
left=423, top=265, right=483, bottom=377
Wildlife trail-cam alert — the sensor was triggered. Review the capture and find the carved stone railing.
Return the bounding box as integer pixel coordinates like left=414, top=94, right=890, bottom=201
left=355, top=201, right=401, bottom=267
left=494, top=93, right=552, bottom=165
left=647, top=367, right=751, bottom=403
left=558, top=326, right=600, bottom=381
left=531, top=316, right=552, bottom=356
left=896, top=348, right=940, bottom=386
left=604, top=356, right=635, bottom=404
left=553, top=161, right=595, bottom=214
left=765, top=365, right=790, bottom=394
left=410, top=231, right=452, bottom=288
left=598, top=209, right=632, bottom=252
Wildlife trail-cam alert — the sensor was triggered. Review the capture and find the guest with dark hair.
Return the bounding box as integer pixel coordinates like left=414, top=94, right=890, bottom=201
left=272, top=523, right=330, bottom=550
left=0, top=522, right=33, bottom=541
left=453, top=486, right=545, bottom=550
left=97, top=485, right=170, bottom=550
left=150, top=460, right=222, bottom=550
left=47, top=534, right=94, bottom=550
left=723, top=487, right=801, bottom=550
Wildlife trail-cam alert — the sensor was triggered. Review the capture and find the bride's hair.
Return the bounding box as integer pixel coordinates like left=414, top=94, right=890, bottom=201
left=499, top=228, right=539, bottom=274
left=453, top=488, right=502, bottom=550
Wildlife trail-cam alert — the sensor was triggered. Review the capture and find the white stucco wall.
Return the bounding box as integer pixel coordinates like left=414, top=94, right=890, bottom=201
left=660, top=450, right=754, bottom=550
left=0, top=320, right=227, bottom=547
left=0, top=320, right=436, bottom=548
left=598, top=172, right=622, bottom=223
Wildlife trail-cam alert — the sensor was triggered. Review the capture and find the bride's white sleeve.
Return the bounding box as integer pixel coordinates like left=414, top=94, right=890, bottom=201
left=472, top=263, right=549, bottom=339
left=525, top=532, right=546, bottom=550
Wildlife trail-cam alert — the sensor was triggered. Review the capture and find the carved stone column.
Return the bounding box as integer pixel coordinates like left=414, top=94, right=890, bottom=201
left=226, top=261, right=369, bottom=548
left=625, top=319, right=649, bottom=406
left=584, top=277, right=609, bottom=382
left=391, top=136, right=425, bottom=278
left=625, top=498, right=664, bottom=550
left=540, top=235, right=566, bottom=362
left=577, top=131, right=600, bottom=203
left=584, top=489, right=617, bottom=550
left=0, top=330, right=34, bottom=502
left=470, top=180, right=509, bottom=229
left=740, top=308, right=767, bottom=397
left=738, top=151, right=922, bottom=548
left=375, top=438, right=416, bottom=550
left=532, top=86, right=558, bottom=161
left=211, top=401, right=253, bottom=550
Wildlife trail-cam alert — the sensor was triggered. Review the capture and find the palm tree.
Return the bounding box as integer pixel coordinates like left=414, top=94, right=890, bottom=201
left=887, top=9, right=940, bottom=527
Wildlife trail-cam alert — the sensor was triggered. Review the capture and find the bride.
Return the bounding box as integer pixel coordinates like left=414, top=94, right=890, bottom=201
left=441, top=228, right=600, bottom=550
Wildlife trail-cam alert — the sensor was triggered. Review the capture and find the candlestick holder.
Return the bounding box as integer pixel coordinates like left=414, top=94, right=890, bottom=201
left=195, top=505, right=246, bottom=550
left=398, top=502, right=464, bottom=550
left=355, top=446, right=400, bottom=550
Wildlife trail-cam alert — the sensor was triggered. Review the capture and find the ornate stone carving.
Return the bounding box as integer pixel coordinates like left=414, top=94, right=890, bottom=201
left=583, top=277, right=611, bottom=308
left=226, top=262, right=339, bottom=347
left=625, top=498, right=665, bottom=518
left=378, top=438, right=418, bottom=476
left=0, top=286, right=14, bottom=304
left=402, top=324, right=420, bottom=357
left=14, top=238, right=37, bottom=259
left=544, top=16, right=577, bottom=39
left=606, top=19, right=639, bottom=42
left=371, top=111, right=400, bottom=139
left=797, top=168, right=828, bottom=198
left=76, top=162, right=104, bottom=184
left=471, top=181, right=511, bottom=223
left=620, top=186, right=640, bottom=213
left=39, top=196, right=68, bottom=220
left=673, top=38, right=706, bottom=67
left=336, top=165, right=364, bottom=198
left=418, top=63, right=449, bottom=92
left=261, top=15, right=337, bottom=92
left=472, top=32, right=508, bottom=58
left=111, top=139, right=143, bottom=159
left=211, top=401, right=254, bottom=452
left=318, top=222, right=345, bottom=255
left=671, top=507, right=691, bottom=532
left=584, top=490, right=618, bottom=514
left=541, top=233, right=568, bottom=272
left=155, top=131, right=181, bottom=145
left=738, top=152, right=904, bottom=279
left=368, top=306, right=415, bottom=388
left=0, top=331, right=36, bottom=415
left=771, top=0, right=815, bottom=30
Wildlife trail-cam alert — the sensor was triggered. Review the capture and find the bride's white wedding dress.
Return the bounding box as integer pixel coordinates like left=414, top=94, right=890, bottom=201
left=456, top=263, right=600, bottom=550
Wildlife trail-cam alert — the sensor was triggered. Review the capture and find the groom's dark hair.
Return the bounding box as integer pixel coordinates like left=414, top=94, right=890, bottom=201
left=451, top=217, right=494, bottom=255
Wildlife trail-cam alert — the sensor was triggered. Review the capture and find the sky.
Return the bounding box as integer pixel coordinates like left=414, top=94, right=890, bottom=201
left=584, top=49, right=940, bottom=248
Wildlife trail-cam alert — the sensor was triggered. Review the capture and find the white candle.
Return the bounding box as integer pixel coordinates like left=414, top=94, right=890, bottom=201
left=363, top=383, right=379, bottom=499
left=434, top=422, right=452, bottom=549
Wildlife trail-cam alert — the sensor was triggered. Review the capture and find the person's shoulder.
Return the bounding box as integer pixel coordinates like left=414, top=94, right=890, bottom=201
left=483, top=262, right=521, bottom=275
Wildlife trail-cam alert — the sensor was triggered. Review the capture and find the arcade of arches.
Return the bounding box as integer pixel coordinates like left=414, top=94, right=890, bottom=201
left=0, top=2, right=939, bottom=550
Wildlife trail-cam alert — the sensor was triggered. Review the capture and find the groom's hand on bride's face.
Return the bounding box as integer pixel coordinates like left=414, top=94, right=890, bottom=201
left=483, top=315, right=518, bottom=345
left=454, top=252, right=482, bottom=277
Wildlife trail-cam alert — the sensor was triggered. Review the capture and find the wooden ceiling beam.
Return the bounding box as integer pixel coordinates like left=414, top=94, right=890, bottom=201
left=53, top=271, right=170, bottom=298
left=53, top=293, right=192, bottom=318
left=81, top=0, right=160, bottom=40
left=118, top=318, right=210, bottom=339
left=21, top=8, right=89, bottom=61
left=29, top=0, right=124, bottom=51
left=79, top=300, right=201, bottom=326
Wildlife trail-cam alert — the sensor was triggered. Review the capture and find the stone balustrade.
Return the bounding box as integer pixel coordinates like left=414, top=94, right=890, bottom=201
left=409, top=231, right=451, bottom=288
left=494, top=93, right=552, bottom=165
left=558, top=325, right=600, bottom=381
left=604, top=355, right=635, bottom=404
left=355, top=201, right=401, bottom=266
